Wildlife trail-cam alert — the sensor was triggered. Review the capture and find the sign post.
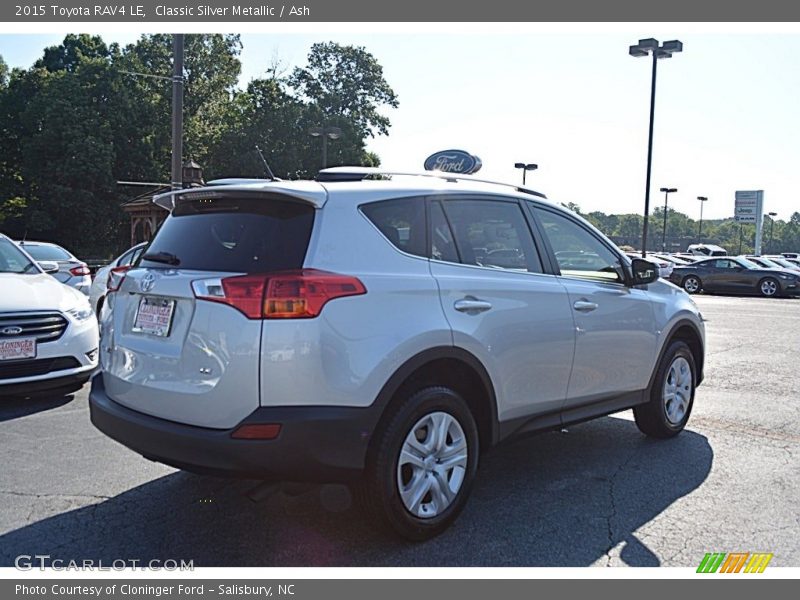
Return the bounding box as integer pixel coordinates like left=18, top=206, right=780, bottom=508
left=735, top=190, right=764, bottom=255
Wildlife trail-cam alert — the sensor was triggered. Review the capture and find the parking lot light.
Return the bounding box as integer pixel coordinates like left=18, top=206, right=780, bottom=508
left=660, top=187, right=678, bottom=251
left=697, top=196, right=708, bottom=240
left=629, top=38, right=683, bottom=257
left=514, top=162, right=538, bottom=185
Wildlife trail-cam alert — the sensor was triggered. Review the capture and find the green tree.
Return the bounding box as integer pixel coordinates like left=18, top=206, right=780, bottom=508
left=289, top=42, right=399, bottom=140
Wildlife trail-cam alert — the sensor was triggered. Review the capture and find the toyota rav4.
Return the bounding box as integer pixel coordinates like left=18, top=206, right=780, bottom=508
left=90, top=168, right=705, bottom=540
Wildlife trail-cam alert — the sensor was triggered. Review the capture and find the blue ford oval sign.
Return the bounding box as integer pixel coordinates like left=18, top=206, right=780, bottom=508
left=424, top=150, right=482, bottom=174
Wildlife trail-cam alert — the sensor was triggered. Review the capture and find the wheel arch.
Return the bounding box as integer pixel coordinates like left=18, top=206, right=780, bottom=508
left=650, top=320, right=705, bottom=389
left=368, top=347, right=499, bottom=456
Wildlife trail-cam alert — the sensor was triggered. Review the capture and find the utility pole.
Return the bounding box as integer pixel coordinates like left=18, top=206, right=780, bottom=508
left=171, top=34, right=184, bottom=190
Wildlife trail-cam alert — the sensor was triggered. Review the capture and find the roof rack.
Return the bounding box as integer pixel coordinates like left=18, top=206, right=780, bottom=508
left=316, top=166, right=547, bottom=199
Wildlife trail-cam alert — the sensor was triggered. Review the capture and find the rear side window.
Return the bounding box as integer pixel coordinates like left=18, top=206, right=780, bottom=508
left=361, top=197, right=426, bottom=257
left=140, top=196, right=314, bottom=272
left=22, top=244, right=72, bottom=261
left=441, top=199, right=543, bottom=273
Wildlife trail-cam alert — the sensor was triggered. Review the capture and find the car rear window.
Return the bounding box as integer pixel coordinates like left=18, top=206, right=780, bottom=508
left=360, top=197, right=427, bottom=257
left=21, top=244, right=72, bottom=261
left=139, top=195, right=314, bottom=272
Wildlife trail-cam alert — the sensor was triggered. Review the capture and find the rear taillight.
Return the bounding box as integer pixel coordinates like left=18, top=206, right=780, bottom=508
left=107, top=265, right=131, bottom=292
left=70, top=264, right=91, bottom=276
left=191, top=269, right=366, bottom=319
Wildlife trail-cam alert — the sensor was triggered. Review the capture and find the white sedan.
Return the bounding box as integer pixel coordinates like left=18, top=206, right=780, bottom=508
left=0, top=233, right=98, bottom=399
left=88, top=242, right=147, bottom=314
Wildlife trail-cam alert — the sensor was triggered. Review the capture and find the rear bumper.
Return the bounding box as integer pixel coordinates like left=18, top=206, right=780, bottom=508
left=89, top=376, right=377, bottom=482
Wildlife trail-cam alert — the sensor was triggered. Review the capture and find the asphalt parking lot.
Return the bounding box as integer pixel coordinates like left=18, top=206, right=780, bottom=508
left=1, top=293, right=798, bottom=568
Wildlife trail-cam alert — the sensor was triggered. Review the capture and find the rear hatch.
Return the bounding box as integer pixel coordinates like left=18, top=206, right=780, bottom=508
left=102, top=192, right=316, bottom=429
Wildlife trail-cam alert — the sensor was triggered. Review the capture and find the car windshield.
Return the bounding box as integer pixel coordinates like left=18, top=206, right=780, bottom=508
left=737, top=257, right=761, bottom=269
left=21, top=244, right=72, bottom=261
left=756, top=258, right=781, bottom=268
left=0, top=238, right=38, bottom=274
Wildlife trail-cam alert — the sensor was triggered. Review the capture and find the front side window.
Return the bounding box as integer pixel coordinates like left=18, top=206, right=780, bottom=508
left=440, top=199, right=543, bottom=273
left=534, top=208, right=625, bottom=284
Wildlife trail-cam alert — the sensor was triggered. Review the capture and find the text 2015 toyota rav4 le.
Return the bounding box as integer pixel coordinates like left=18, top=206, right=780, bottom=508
left=90, top=168, right=705, bottom=540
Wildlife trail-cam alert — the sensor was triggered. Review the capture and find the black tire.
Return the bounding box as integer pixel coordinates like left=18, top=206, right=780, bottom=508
left=356, top=386, right=479, bottom=541
left=758, top=277, right=780, bottom=298
left=682, top=275, right=702, bottom=294
left=634, top=341, right=696, bottom=439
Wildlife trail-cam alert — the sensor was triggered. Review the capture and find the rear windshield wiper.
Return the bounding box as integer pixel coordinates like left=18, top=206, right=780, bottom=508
left=141, top=251, right=181, bottom=266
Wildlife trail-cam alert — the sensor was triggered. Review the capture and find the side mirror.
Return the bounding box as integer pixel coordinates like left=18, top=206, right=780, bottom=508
left=38, top=261, right=59, bottom=274
left=631, top=258, right=658, bottom=286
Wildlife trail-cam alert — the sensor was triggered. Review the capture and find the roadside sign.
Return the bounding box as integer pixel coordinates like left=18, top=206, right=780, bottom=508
left=735, top=190, right=763, bottom=224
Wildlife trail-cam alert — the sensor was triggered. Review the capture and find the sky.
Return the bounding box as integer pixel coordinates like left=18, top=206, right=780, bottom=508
left=1, top=29, right=799, bottom=222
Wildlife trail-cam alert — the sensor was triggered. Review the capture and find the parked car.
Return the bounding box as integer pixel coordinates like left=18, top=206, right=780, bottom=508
left=652, top=253, right=694, bottom=266
left=89, top=243, right=147, bottom=314
left=746, top=255, right=800, bottom=276
left=669, top=256, right=799, bottom=297
left=765, top=255, right=800, bottom=272
left=781, top=252, right=800, bottom=260
left=624, top=252, right=673, bottom=278
left=89, top=167, right=705, bottom=540
left=0, top=233, right=99, bottom=398
left=16, top=240, right=91, bottom=295
left=687, top=243, right=727, bottom=257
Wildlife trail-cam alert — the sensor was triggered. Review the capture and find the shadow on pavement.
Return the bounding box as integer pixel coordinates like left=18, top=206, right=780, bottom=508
left=0, top=416, right=712, bottom=567
left=0, top=393, right=75, bottom=423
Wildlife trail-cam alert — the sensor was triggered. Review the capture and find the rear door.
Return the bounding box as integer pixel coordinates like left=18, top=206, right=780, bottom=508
left=429, top=196, right=575, bottom=422
left=102, top=194, right=315, bottom=429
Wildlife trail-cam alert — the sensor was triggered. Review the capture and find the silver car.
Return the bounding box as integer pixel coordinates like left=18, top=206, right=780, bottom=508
left=88, top=243, right=147, bottom=314
left=90, top=167, right=705, bottom=540
left=17, top=241, right=91, bottom=295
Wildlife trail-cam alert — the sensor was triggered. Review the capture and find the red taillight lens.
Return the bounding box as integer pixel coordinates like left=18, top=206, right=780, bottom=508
left=231, top=423, right=282, bottom=440
left=107, top=265, right=131, bottom=292
left=191, top=270, right=366, bottom=319
left=264, top=270, right=367, bottom=319
left=70, top=264, right=91, bottom=276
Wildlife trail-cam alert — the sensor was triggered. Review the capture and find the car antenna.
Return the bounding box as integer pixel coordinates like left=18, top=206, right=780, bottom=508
left=254, top=145, right=279, bottom=181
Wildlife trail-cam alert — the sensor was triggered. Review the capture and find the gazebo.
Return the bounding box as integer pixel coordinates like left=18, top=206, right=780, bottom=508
left=120, top=161, right=204, bottom=246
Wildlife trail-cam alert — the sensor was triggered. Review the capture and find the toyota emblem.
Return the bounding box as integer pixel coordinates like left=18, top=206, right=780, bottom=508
left=140, top=272, right=157, bottom=293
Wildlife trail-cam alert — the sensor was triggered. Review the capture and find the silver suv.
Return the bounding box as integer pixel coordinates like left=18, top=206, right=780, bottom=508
left=90, top=168, right=705, bottom=540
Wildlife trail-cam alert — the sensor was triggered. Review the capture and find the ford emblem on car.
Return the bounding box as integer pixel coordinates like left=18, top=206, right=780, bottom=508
left=0, top=326, right=23, bottom=336
left=140, top=272, right=157, bottom=293
left=423, top=149, right=482, bottom=175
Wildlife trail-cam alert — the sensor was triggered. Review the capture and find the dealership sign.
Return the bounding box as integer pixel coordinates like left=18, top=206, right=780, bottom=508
left=423, top=150, right=482, bottom=174
left=734, top=190, right=763, bottom=224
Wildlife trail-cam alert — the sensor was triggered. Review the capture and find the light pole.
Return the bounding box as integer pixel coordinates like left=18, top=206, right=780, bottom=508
left=629, top=38, right=683, bottom=256
left=171, top=34, right=184, bottom=191
left=768, top=211, right=778, bottom=253
left=659, top=187, right=677, bottom=252
left=514, top=162, right=538, bottom=186
left=697, top=196, right=708, bottom=240
left=309, top=126, right=342, bottom=170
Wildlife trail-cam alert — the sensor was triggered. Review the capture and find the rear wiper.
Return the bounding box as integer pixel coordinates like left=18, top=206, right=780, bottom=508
left=141, top=251, right=181, bottom=266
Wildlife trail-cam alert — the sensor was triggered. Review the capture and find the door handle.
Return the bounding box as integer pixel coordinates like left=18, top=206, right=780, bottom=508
left=573, top=300, right=598, bottom=313
left=454, top=298, right=493, bottom=313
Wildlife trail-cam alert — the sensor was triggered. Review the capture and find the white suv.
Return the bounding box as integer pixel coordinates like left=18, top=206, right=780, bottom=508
left=90, top=168, right=705, bottom=540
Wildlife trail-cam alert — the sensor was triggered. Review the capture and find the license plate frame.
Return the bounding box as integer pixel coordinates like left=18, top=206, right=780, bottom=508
left=132, top=296, right=176, bottom=337
left=0, top=337, right=37, bottom=361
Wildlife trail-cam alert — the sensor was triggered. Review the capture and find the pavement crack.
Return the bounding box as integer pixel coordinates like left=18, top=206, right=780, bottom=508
left=0, top=490, right=112, bottom=501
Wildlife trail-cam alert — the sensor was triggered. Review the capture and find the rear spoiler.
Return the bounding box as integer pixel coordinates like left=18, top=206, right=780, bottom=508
left=153, top=181, right=327, bottom=211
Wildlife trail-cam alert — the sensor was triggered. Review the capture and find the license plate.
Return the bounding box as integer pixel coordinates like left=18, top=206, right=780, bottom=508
left=133, top=296, right=176, bottom=337
left=0, top=337, right=36, bottom=361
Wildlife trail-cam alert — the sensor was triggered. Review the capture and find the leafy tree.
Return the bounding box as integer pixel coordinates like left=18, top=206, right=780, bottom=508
left=289, top=42, right=399, bottom=140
